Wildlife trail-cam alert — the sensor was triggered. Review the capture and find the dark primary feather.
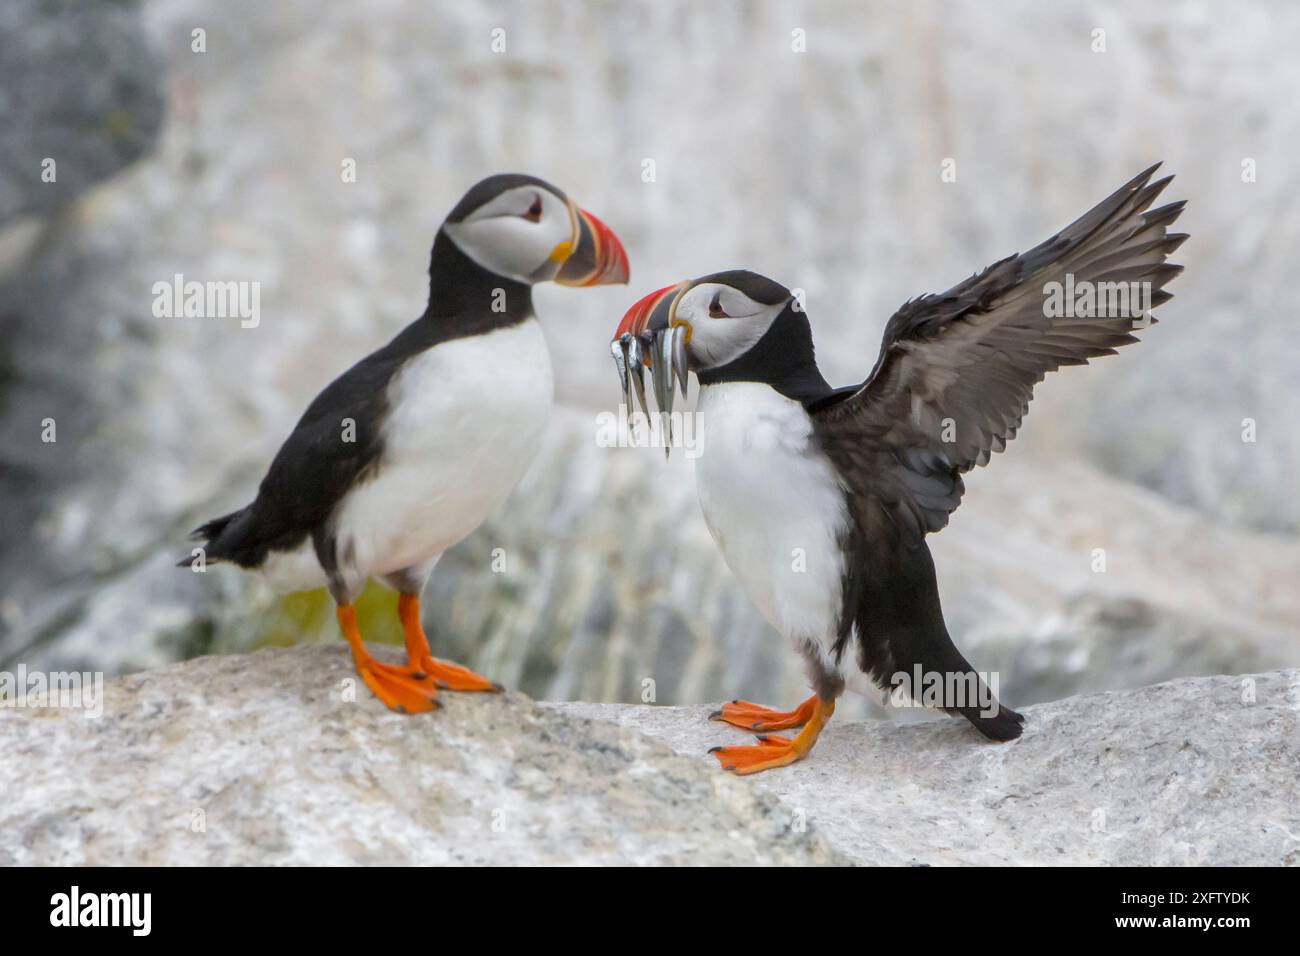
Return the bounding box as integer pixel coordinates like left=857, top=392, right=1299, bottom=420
left=833, top=521, right=1024, bottom=740
left=814, top=166, right=1186, bottom=737
left=814, top=163, right=1187, bottom=539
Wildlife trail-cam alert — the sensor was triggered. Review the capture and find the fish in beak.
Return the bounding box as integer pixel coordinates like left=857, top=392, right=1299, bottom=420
left=611, top=282, right=690, bottom=456
left=555, top=206, right=630, bottom=287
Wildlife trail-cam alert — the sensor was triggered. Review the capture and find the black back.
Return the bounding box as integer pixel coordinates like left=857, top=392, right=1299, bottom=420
left=187, top=225, right=534, bottom=570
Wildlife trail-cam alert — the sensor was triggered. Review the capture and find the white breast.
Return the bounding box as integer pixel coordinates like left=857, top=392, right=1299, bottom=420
left=260, top=319, right=552, bottom=593
left=693, top=382, right=849, bottom=677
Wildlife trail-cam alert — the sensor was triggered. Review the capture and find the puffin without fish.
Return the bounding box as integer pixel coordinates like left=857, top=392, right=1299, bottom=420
left=186, top=173, right=628, bottom=713
left=613, top=165, right=1185, bottom=774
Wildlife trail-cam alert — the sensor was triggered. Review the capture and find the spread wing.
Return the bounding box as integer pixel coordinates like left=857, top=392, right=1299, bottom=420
left=813, top=163, right=1187, bottom=541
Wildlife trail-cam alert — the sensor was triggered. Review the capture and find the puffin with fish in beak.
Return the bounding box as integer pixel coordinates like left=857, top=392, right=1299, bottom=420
left=613, top=165, right=1185, bottom=774
left=187, top=173, right=628, bottom=713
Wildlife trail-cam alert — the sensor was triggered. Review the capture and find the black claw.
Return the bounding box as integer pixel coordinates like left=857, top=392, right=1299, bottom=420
left=707, top=746, right=723, bottom=754
left=708, top=709, right=722, bottom=720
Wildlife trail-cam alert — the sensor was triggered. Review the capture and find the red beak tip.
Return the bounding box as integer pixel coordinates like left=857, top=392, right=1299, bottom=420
left=615, top=283, right=678, bottom=338
left=577, top=207, right=631, bottom=287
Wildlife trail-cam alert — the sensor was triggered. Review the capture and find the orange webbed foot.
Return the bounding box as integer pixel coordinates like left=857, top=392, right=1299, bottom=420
left=418, top=656, right=502, bottom=693
left=358, top=660, right=441, bottom=714
left=708, top=696, right=836, bottom=776
left=710, top=695, right=817, bottom=732
left=709, top=735, right=804, bottom=775
left=338, top=603, right=440, bottom=714
left=398, top=593, right=503, bottom=693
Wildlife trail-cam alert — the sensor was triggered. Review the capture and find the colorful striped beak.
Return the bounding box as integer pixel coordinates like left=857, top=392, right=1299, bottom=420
left=555, top=207, right=630, bottom=287
left=614, top=283, right=686, bottom=340
left=611, top=283, right=691, bottom=449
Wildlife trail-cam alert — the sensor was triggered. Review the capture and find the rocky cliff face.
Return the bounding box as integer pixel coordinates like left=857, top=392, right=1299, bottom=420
left=2, top=0, right=1298, bottom=707
left=3, top=646, right=1296, bottom=866
left=0, top=0, right=164, bottom=222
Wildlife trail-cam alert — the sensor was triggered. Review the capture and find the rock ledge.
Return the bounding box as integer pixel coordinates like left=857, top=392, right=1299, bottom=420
left=2, top=646, right=1296, bottom=866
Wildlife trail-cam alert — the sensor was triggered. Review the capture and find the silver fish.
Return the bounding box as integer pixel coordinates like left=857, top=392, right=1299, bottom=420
left=653, top=328, right=675, bottom=418
left=626, top=335, right=648, bottom=416
left=671, top=324, right=689, bottom=399
left=611, top=337, right=628, bottom=402
left=617, top=333, right=635, bottom=408
left=654, top=329, right=677, bottom=457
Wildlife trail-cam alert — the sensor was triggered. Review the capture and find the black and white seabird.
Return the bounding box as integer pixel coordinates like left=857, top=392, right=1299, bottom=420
left=613, top=165, right=1185, bottom=773
left=187, top=173, right=628, bottom=713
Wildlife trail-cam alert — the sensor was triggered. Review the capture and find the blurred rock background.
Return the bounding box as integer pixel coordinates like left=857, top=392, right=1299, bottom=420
left=1, top=0, right=1296, bottom=718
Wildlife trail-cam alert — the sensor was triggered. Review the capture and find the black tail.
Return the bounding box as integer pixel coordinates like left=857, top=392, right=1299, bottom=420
left=960, top=701, right=1025, bottom=742
left=177, top=509, right=243, bottom=567
left=842, top=530, right=1025, bottom=742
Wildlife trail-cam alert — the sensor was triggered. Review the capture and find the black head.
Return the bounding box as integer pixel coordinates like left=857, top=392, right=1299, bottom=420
left=440, top=173, right=628, bottom=288
left=614, top=269, right=830, bottom=403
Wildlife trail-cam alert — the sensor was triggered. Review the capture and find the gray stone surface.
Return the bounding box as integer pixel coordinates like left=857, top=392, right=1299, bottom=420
left=0, top=645, right=845, bottom=866
left=564, top=669, right=1300, bottom=866
left=3, top=646, right=1296, bottom=865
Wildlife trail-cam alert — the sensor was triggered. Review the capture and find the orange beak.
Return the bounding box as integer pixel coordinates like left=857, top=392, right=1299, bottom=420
left=555, top=207, right=630, bottom=286
left=614, top=282, right=687, bottom=343
left=611, top=282, right=691, bottom=429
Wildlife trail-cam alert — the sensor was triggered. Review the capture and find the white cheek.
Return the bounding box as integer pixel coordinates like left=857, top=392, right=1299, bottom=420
left=446, top=213, right=569, bottom=282
left=687, top=305, right=784, bottom=368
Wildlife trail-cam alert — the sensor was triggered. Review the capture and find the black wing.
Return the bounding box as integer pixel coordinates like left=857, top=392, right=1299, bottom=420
left=814, top=163, right=1187, bottom=539
left=188, top=326, right=429, bottom=567
left=814, top=166, right=1186, bottom=739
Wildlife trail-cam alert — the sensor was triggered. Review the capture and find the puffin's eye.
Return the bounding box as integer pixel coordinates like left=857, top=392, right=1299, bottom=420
left=523, top=194, right=543, bottom=222
left=708, top=291, right=729, bottom=318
